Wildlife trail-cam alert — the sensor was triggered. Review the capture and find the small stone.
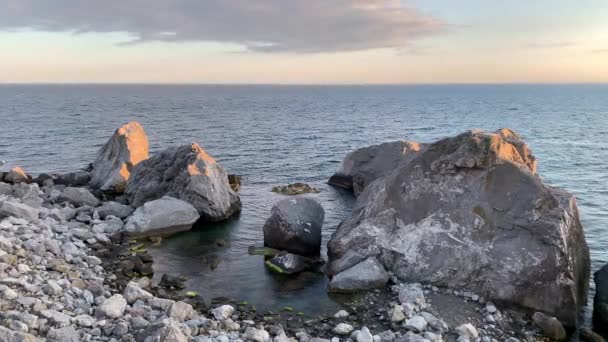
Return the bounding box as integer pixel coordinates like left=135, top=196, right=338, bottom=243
left=245, top=327, right=270, bottom=342
left=532, top=312, right=566, bottom=341
left=485, top=304, right=497, bottom=313
left=456, top=323, right=478, bottom=339
left=404, top=315, right=427, bottom=333
left=169, top=301, right=194, bottom=321
left=43, top=280, right=63, bottom=296
left=334, top=310, right=349, bottom=319
left=123, top=282, right=153, bottom=303
left=355, top=327, right=374, bottom=342
left=333, top=323, right=354, bottom=335
left=390, top=304, right=406, bottom=323
left=98, top=294, right=127, bottom=318
left=211, top=304, right=234, bottom=320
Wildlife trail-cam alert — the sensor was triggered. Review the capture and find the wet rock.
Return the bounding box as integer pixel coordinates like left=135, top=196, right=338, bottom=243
left=272, top=183, right=320, bottom=195
left=89, top=121, right=149, bottom=192
left=125, top=143, right=241, bottom=221
left=532, top=312, right=566, bottom=340
left=228, top=174, right=241, bottom=192
left=265, top=252, right=318, bottom=275
left=124, top=196, right=200, bottom=237
left=263, top=198, right=324, bottom=256
left=96, top=201, right=134, bottom=219
left=98, top=294, right=127, bottom=318
left=580, top=328, right=606, bottom=342
left=159, top=273, right=187, bottom=290
left=4, top=166, right=30, bottom=184
left=55, top=170, right=91, bottom=187
left=594, top=263, right=608, bottom=331
left=328, top=141, right=424, bottom=195
left=59, top=187, right=100, bottom=207
left=248, top=246, right=281, bottom=257
left=328, top=257, right=388, bottom=292
left=328, top=129, right=590, bottom=326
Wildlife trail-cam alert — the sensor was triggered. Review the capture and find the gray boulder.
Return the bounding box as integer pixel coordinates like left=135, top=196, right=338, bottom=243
left=265, top=252, right=318, bottom=275
left=329, top=141, right=424, bottom=196
left=59, top=187, right=100, bottom=207
left=594, top=263, right=608, bottom=331
left=124, top=196, right=200, bottom=237
left=328, top=257, right=389, bottom=292
left=0, top=201, right=39, bottom=222
left=328, top=129, right=589, bottom=326
left=89, top=121, right=149, bottom=192
left=55, top=170, right=91, bottom=187
left=125, top=143, right=241, bottom=222
left=532, top=312, right=566, bottom=340
left=96, top=201, right=134, bottom=219
left=263, top=198, right=325, bottom=256
left=3, top=167, right=30, bottom=184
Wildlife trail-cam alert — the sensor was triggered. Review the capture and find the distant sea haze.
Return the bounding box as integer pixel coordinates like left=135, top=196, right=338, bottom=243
left=1, top=84, right=606, bottom=313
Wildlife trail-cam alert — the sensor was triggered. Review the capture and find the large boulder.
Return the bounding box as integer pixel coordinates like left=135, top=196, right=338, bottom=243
left=328, top=129, right=589, bottom=326
left=125, top=143, right=241, bottom=222
left=0, top=200, right=39, bottom=222
left=328, top=257, right=389, bottom=292
left=59, top=187, right=100, bottom=207
left=329, top=141, right=425, bottom=196
left=89, top=121, right=149, bottom=192
left=3, top=167, right=30, bottom=184
left=594, top=263, right=608, bottom=331
left=55, top=170, right=91, bottom=187
left=263, top=198, right=325, bottom=256
left=124, top=196, right=200, bottom=237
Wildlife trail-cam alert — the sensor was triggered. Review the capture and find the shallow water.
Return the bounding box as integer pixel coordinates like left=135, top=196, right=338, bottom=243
left=1, top=84, right=607, bottom=316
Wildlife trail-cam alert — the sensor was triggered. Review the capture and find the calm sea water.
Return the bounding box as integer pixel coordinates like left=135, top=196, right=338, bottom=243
left=1, top=84, right=607, bottom=316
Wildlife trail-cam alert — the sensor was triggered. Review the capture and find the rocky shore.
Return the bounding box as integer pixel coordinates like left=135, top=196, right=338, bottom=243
left=0, top=122, right=606, bottom=341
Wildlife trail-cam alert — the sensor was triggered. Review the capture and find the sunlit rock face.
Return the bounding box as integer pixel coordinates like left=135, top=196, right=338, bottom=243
left=89, top=121, right=149, bottom=192
left=125, top=143, right=241, bottom=222
left=328, top=128, right=589, bottom=326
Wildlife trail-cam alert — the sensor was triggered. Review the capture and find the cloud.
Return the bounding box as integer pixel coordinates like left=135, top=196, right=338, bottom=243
left=523, top=41, right=577, bottom=49
left=0, top=0, right=444, bottom=53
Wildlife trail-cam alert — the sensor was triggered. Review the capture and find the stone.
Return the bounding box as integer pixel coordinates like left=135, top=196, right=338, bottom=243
left=125, top=143, right=241, bottom=221
left=398, top=284, right=426, bottom=307
left=4, top=167, right=30, bottom=184
left=245, top=327, right=270, bottom=342
left=43, top=279, right=63, bottom=295
left=265, top=252, right=318, bottom=275
left=485, top=304, right=497, bottom=313
left=455, top=324, right=478, bottom=339
left=55, top=170, right=91, bottom=187
left=378, top=330, right=396, bottom=342
left=211, top=304, right=234, bottom=320
left=419, top=312, right=447, bottom=334
left=594, top=263, right=608, bottom=331
left=532, top=312, right=566, bottom=340
left=59, top=187, right=100, bottom=207
left=327, top=129, right=590, bottom=326
left=580, top=328, right=605, bottom=342
left=334, top=310, right=349, bottom=319
left=404, top=316, right=427, bottom=333
left=328, top=257, right=389, bottom=292
left=96, top=201, right=134, bottom=219
left=263, top=197, right=325, bottom=256
left=149, top=297, right=175, bottom=311
left=228, top=174, right=241, bottom=192
left=89, top=121, right=149, bottom=191
left=98, top=294, right=127, bottom=318
left=73, top=314, right=95, bottom=327
left=328, top=141, right=424, bottom=195
left=47, top=326, right=80, bottom=342
left=169, top=301, right=195, bottom=321
left=0, top=201, right=39, bottom=222
left=355, top=327, right=374, bottom=342
left=123, top=282, right=153, bottom=303
left=147, top=320, right=188, bottom=342
left=124, top=196, right=200, bottom=237
left=271, top=183, right=320, bottom=195
left=390, top=304, right=406, bottom=323
left=333, top=323, right=354, bottom=335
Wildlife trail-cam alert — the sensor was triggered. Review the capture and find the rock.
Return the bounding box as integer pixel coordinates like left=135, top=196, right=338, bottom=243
left=355, top=327, right=374, bottom=342
left=456, top=324, right=478, bottom=339
left=328, top=141, right=424, bottom=195
left=328, top=257, right=389, bottom=292
left=96, top=201, right=134, bottom=219
left=265, top=252, right=318, bottom=275
left=228, top=174, right=241, bottom=192
left=4, top=167, right=30, bottom=184
left=398, top=284, right=426, bottom=308
left=390, top=304, right=406, bottom=323
left=580, top=328, right=605, bottom=342
left=334, top=310, right=350, bottom=319
left=378, top=330, right=396, bottom=342
left=146, top=320, right=188, bottom=342
left=328, top=129, right=590, bottom=326
left=98, top=294, right=127, bottom=318
left=272, top=183, right=320, bottom=195
left=211, top=304, right=234, bottom=320
left=59, top=187, right=100, bottom=207
left=419, top=312, right=448, bottom=334
left=169, top=301, right=194, bottom=321
left=532, top=312, right=566, bottom=340
left=125, top=143, right=241, bottom=221
left=263, top=198, right=324, bottom=256
left=594, top=263, right=608, bottom=331
left=0, top=201, right=39, bottom=222
left=333, top=323, right=354, bottom=335
left=159, top=274, right=186, bottom=289
left=47, top=326, right=80, bottom=342
left=55, top=170, right=91, bottom=187
left=404, top=316, right=427, bottom=333
left=124, top=196, right=200, bottom=237
left=245, top=327, right=270, bottom=342
left=123, top=282, right=153, bottom=303
left=89, top=121, right=149, bottom=192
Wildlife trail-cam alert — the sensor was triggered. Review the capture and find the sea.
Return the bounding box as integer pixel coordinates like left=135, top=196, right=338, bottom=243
left=1, top=84, right=606, bottom=317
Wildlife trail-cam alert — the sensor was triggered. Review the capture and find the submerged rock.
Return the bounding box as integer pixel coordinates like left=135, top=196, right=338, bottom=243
left=263, top=198, right=324, bottom=256
left=328, top=141, right=424, bottom=196
left=271, top=183, right=320, bottom=195
left=328, top=129, right=589, bottom=326
left=124, top=196, right=200, bottom=237
left=594, top=263, right=608, bottom=331
left=328, top=257, right=389, bottom=292
left=125, top=143, right=241, bottom=221
left=265, top=252, right=319, bottom=275
left=228, top=174, right=241, bottom=192
left=89, top=121, right=149, bottom=192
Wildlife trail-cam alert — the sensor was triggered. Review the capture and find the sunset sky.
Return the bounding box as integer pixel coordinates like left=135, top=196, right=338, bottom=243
left=1, top=0, right=607, bottom=84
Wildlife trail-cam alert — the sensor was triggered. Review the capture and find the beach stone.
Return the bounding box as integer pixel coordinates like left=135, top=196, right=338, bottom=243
left=333, top=323, right=354, bottom=335
left=4, top=167, right=30, bottom=184
left=169, top=301, right=195, bottom=321
left=126, top=143, right=241, bottom=221
left=390, top=304, right=406, bottom=323
left=89, top=121, right=149, bottom=192
left=327, top=129, right=590, bottom=326
left=245, top=327, right=270, bottom=342
left=456, top=324, right=478, bottom=339
left=211, top=305, right=234, bottom=320
left=124, top=196, right=200, bottom=237
left=328, top=257, right=389, bottom=292
left=96, top=201, right=134, bottom=219
left=99, top=294, right=127, bottom=318
left=55, top=170, right=91, bottom=187
left=271, top=183, right=320, bottom=195
left=147, top=320, right=188, bottom=342
left=59, top=187, right=100, bottom=207
left=47, top=326, right=80, bottom=342
left=594, top=263, right=608, bottom=331
left=532, top=312, right=566, bottom=340
left=404, top=316, right=427, bottom=333
left=266, top=252, right=316, bottom=274
left=580, top=328, right=606, bottom=342
left=263, top=197, right=324, bottom=256
left=334, top=310, right=349, bottom=319
left=124, top=282, right=153, bottom=303
left=328, top=141, right=424, bottom=195
left=0, top=201, right=39, bottom=222
left=355, top=327, right=374, bottom=342
left=228, top=174, right=241, bottom=192
left=398, top=284, right=426, bottom=307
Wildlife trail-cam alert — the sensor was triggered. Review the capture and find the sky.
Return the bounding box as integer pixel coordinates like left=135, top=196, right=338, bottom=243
left=1, top=0, right=607, bottom=84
